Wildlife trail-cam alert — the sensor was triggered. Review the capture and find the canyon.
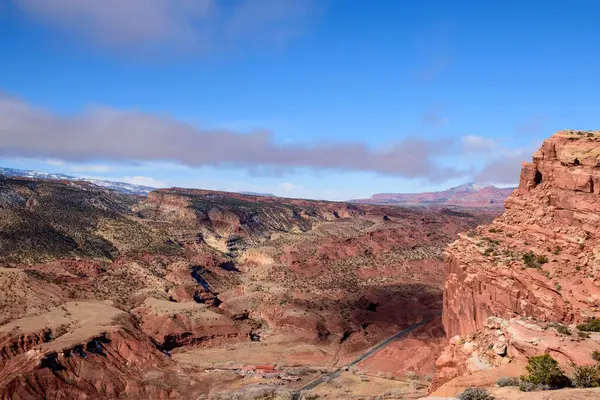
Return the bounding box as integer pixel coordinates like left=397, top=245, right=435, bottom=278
left=4, top=129, right=600, bottom=399
left=0, top=174, right=496, bottom=399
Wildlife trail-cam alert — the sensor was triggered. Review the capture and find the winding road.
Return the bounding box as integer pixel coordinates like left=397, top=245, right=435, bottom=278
left=292, top=312, right=442, bottom=399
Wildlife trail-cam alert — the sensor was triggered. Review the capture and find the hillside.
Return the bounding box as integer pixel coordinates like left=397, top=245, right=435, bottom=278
left=351, top=183, right=515, bottom=210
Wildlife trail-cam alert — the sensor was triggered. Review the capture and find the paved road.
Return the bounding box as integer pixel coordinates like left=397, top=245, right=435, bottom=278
left=292, top=312, right=442, bottom=399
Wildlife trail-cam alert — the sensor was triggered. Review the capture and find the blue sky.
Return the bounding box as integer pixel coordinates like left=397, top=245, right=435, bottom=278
left=0, top=0, right=599, bottom=200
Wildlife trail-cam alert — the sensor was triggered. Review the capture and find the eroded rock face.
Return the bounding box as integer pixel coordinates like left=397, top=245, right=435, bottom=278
left=443, top=130, right=600, bottom=340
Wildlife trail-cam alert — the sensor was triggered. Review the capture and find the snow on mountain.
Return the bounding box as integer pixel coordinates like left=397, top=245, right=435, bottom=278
left=0, top=167, right=154, bottom=195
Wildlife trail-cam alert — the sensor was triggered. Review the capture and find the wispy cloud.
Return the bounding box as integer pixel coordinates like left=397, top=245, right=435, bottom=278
left=11, top=0, right=320, bottom=55
left=515, top=115, right=545, bottom=136
left=420, top=105, right=450, bottom=128
left=278, top=182, right=299, bottom=192
left=121, top=175, right=167, bottom=188
left=474, top=148, right=530, bottom=185
left=461, top=135, right=497, bottom=153
left=69, top=164, right=113, bottom=173
left=414, top=21, right=455, bottom=83
left=0, top=92, right=467, bottom=183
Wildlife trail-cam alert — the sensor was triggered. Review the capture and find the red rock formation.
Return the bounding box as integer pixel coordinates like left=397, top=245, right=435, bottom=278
left=443, top=130, right=600, bottom=339
left=352, top=183, right=514, bottom=209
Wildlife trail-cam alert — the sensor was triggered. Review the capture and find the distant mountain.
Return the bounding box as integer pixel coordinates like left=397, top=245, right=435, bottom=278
left=0, top=167, right=154, bottom=195
left=238, top=191, right=276, bottom=197
left=350, top=182, right=515, bottom=209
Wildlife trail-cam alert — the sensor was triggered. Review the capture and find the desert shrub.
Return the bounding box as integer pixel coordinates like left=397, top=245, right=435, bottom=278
left=579, top=331, right=591, bottom=339
left=457, top=387, right=494, bottom=400
left=518, top=381, right=550, bottom=392
left=520, top=354, right=570, bottom=389
left=521, top=252, right=549, bottom=268
left=577, top=318, right=600, bottom=332
left=571, top=364, right=600, bottom=388
left=593, top=351, right=600, bottom=362
left=522, top=251, right=538, bottom=268
left=553, top=246, right=562, bottom=255
left=405, top=371, right=418, bottom=380
left=496, top=376, right=520, bottom=387
left=547, top=322, right=570, bottom=335
left=488, top=227, right=502, bottom=233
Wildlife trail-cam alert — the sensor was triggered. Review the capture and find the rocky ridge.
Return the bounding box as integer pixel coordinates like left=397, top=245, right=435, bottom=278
left=434, top=130, right=600, bottom=397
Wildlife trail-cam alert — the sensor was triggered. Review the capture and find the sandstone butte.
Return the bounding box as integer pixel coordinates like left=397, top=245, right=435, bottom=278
left=430, top=130, right=600, bottom=399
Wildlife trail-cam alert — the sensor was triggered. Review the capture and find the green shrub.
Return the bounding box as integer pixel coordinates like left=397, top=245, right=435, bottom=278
left=520, top=354, right=570, bottom=389
left=578, top=319, right=600, bottom=332
left=593, top=351, right=600, bottom=362
left=579, top=331, right=591, bottom=339
left=572, top=364, right=600, bottom=388
left=496, top=376, right=520, bottom=387
left=547, top=322, right=570, bottom=335
left=553, top=246, right=562, bottom=255
left=457, top=387, right=494, bottom=400
left=522, top=251, right=538, bottom=268
left=521, top=252, right=549, bottom=268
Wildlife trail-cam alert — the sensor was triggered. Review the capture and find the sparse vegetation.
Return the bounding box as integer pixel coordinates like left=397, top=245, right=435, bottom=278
left=553, top=246, right=562, bottom=255
left=593, top=351, right=600, bottom=362
left=577, top=319, right=600, bottom=332
left=571, top=364, right=600, bottom=388
left=547, top=322, right=570, bottom=335
left=457, top=387, right=494, bottom=400
left=518, top=381, right=550, bottom=392
left=522, top=251, right=548, bottom=268
left=209, top=387, right=295, bottom=400
left=520, top=354, right=570, bottom=389
left=496, top=377, right=520, bottom=387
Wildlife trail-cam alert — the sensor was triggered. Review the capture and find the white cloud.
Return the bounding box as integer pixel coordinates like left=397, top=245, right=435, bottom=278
left=461, top=135, right=497, bottom=153
left=44, top=158, right=65, bottom=167
left=278, top=182, right=298, bottom=192
left=69, top=164, right=113, bottom=173
left=0, top=92, right=468, bottom=182
left=121, top=176, right=167, bottom=188
left=12, top=0, right=319, bottom=55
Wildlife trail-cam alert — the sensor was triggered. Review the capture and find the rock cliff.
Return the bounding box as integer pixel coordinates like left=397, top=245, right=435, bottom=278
left=434, top=130, right=600, bottom=395
left=443, top=130, right=600, bottom=339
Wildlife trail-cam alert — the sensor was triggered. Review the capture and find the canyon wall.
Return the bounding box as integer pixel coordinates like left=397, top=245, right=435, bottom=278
left=443, top=130, right=600, bottom=339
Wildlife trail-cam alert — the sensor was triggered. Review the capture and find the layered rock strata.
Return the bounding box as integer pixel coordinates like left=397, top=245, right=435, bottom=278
left=443, top=130, right=600, bottom=339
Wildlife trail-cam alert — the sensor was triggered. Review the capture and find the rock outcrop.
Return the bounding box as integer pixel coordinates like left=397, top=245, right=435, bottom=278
left=443, top=130, right=600, bottom=339
left=435, top=130, right=600, bottom=395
